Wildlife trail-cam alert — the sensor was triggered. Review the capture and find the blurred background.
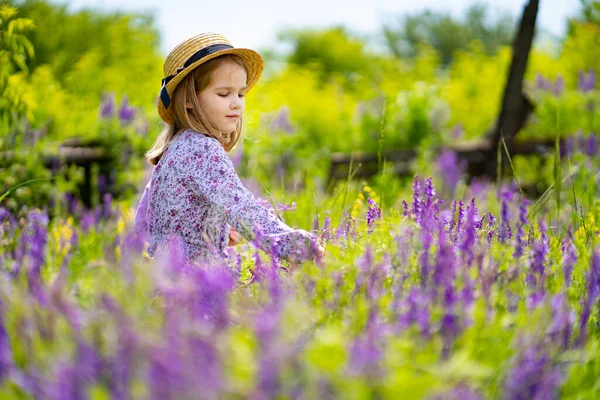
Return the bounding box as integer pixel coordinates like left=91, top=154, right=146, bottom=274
left=1, top=0, right=598, bottom=223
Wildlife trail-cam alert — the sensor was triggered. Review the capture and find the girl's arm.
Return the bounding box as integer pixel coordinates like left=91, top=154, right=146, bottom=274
left=134, top=178, right=152, bottom=236
left=177, top=136, right=319, bottom=261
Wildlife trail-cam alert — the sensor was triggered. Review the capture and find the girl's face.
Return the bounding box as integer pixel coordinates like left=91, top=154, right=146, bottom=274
left=196, top=60, right=247, bottom=135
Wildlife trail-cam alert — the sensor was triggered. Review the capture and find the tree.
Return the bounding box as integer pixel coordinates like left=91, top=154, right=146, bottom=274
left=278, top=26, right=379, bottom=88
left=0, top=4, right=34, bottom=135
left=578, top=0, right=600, bottom=25
left=382, top=3, right=515, bottom=66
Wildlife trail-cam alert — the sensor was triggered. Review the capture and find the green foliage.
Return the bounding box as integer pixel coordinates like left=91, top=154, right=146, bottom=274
left=577, top=0, right=600, bottom=25
left=3, top=0, right=163, bottom=141
left=383, top=4, right=515, bottom=65
left=0, top=4, right=35, bottom=132
left=280, top=26, right=378, bottom=88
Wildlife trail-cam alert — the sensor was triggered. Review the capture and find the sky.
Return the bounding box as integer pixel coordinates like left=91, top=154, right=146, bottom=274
left=59, top=0, right=581, bottom=56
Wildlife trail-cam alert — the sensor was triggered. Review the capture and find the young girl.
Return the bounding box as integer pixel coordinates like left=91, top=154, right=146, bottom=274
left=134, top=32, right=324, bottom=265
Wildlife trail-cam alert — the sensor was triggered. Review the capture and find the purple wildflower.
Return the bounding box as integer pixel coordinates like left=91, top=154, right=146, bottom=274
left=579, top=250, right=600, bottom=342
left=17, top=211, right=49, bottom=304
left=561, top=228, right=577, bottom=287
left=402, top=200, right=410, bottom=217
left=433, top=223, right=457, bottom=290
left=419, top=231, right=433, bottom=286
left=584, top=134, right=598, bottom=157
left=548, top=294, right=576, bottom=349
left=424, top=177, right=435, bottom=209
left=504, top=343, right=563, bottom=400
left=450, top=123, right=464, bottom=139
left=312, top=215, right=319, bottom=232
left=103, top=193, right=113, bottom=221
left=22, top=210, right=49, bottom=276
left=447, top=200, right=458, bottom=234
left=192, top=266, right=236, bottom=330
left=578, top=70, right=596, bottom=93
left=440, top=284, right=460, bottom=358
left=335, top=211, right=357, bottom=243
left=562, top=134, right=576, bottom=157
left=498, top=190, right=513, bottom=243
left=436, top=150, right=466, bottom=196
left=526, top=221, right=549, bottom=308
left=459, top=198, right=478, bottom=265
left=456, top=200, right=465, bottom=237
left=411, top=176, right=422, bottom=222
left=270, top=106, right=295, bottom=134
left=514, top=199, right=529, bottom=258
left=347, top=328, right=383, bottom=376
left=534, top=72, right=552, bottom=91
left=51, top=364, right=86, bottom=400
left=553, top=75, right=565, bottom=96
left=397, top=287, right=431, bottom=337
left=0, top=299, right=11, bottom=383
left=366, top=198, right=382, bottom=232
left=118, top=95, right=136, bottom=125
left=257, top=356, right=281, bottom=397
left=100, top=92, right=116, bottom=119
left=432, top=384, right=483, bottom=400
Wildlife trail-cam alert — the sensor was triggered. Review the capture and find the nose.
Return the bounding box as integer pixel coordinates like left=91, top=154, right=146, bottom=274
left=231, top=96, right=243, bottom=110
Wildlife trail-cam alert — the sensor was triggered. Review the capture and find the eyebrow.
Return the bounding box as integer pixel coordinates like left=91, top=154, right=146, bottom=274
left=214, top=86, right=248, bottom=91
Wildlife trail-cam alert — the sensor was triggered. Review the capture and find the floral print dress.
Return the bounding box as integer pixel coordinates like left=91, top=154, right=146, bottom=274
left=134, top=129, right=316, bottom=264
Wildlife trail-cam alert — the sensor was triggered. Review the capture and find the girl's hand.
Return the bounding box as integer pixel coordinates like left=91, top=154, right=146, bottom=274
left=288, top=243, right=326, bottom=268
left=315, top=243, right=325, bottom=258
left=228, top=226, right=243, bottom=246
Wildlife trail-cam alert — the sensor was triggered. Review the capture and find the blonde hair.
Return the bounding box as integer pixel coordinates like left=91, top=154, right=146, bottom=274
left=146, top=54, right=247, bottom=165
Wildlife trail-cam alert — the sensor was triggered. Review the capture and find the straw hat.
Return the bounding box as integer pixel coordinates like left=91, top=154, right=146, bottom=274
left=158, top=32, right=264, bottom=124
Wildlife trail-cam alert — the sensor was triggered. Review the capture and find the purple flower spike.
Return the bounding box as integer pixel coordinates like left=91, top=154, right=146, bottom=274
left=459, top=198, right=478, bottom=265
left=498, top=190, right=513, bottom=243
left=366, top=198, right=382, bottom=232
left=118, top=95, right=136, bottom=125
left=505, top=343, right=563, bottom=400
left=432, top=384, right=483, bottom=400
left=534, top=72, right=552, bottom=91
left=561, top=229, right=577, bottom=287
left=553, top=75, right=565, bottom=96
left=424, top=177, right=435, bottom=209
left=398, top=288, right=431, bottom=337
left=347, top=329, right=383, bottom=376
left=402, top=200, right=409, bottom=217
left=514, top=199, right=530, bottom=258
left=0, top=300, right=11, bottom=383
left=419, top=231, right=433, bottom=286
left=270, top=106, right=295, bottom=134
left=526, top=221, right=549, bottom=307
left=584, top=134, right=598, bottom=157
left=411, top=176, right=422, bottom=222
left=100, top=92, right=116, bottom=119
left=436, top=150, right=466, bottom=196
left=580, top=251, right=600, bottom=342
left=433, top=223, right=457, bottom=289
left=549, top=294, right=576, bottom=349
left=578, top=70, right=596, bottom=93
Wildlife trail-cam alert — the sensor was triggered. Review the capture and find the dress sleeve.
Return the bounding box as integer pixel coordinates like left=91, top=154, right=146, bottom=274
left=134, top=177, right=151, bottom=236
left=177, top=136, right=317, bottom=261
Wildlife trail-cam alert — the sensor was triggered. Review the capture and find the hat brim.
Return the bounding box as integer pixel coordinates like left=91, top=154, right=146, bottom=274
left=158, top=48, right=263, bottom=124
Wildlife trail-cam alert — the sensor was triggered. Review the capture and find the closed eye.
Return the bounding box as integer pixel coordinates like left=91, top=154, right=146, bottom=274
left=218, top=93, right=245, bottom=98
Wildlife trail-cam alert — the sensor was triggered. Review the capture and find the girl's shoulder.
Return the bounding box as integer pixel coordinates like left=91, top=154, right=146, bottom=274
left=177, top=129, right=221, bottom=149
